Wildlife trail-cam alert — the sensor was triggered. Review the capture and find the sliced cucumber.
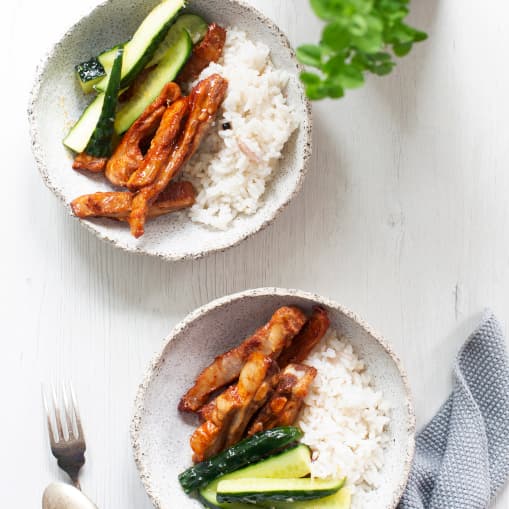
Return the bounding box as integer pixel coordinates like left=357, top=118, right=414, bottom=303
left=64, top=48, right=123, bottom=155
left=147, top=13, right=208, bottom=67
left=95, top=0, right=185, bottom=92
left=75, top=57, right=106, bottom=94
left=270, top=487, right=351, bottom=509
left=85, top=47, right=123, bottom=156
left=63, top=94, right=105, bottom=153
left=98, top=43, right=125, bottom=71
left=216, top=478, right=346, bottom=504
left=115, top=28, right=192, bottom=133
left=178, top=427, right=304, bottom=494
left=199, top=445, right=311, bottom=509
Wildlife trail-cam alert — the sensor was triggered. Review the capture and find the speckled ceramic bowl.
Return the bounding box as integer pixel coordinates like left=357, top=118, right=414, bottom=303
left=132, top=288, right=415, bottom=509
left=29, top=0, right=311, bottom=261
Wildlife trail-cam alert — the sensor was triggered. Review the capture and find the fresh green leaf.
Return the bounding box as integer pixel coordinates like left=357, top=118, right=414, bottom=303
left=298, top=0, right=428, bottom=100
left=393, top=41, right=412, bottom=56
left=296, top=44, right=323, bottom=68
left=322, top=22, right=350, bottom=52
left=300, top=71, right=321, bottom=85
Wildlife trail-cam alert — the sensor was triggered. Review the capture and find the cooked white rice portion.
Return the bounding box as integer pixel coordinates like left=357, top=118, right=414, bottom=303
left=181, top=28, right=299, bottom=230
left=297, top=329, right=391, bottom=508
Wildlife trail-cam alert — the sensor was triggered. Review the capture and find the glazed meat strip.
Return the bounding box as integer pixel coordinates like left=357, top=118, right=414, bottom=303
left=72, top=152, right=108, bottom=173
left=190, top=353, right=276, bottom=462
left=71, top=181, right=195, bottom=219
left=226, top=359, right=279, bottom=448
left=248, top=363, right=317, bottom=436
left=105, top=82, right=181, bottom=187
left=179, top=305, right=307, bottom=413
left=128, top=74, right=228, bottom=238
left=176, top=24, right=227, bottom=86
left=126, top=97, right=189, bottom=190
left=278, top=306, right=330, bottom=368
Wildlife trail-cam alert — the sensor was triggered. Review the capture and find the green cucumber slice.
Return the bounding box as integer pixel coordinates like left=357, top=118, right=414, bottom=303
left=95, top=0, right=185, bottom=92
left=216, top=477, right=346, bottom=504
left=75, top=57, right=106, bottom=94
left=84, top=48, right=123, bottom=156
left=147, top=13, right=208, bottom=67
left=98, top=43, right=125, bottom=70
left=64, top=48, right=123, bottom=155
left=270, top=487, right=351, bottom=509
left=199, top=445, right=311, bottom=509
left=63, top=95, right=105, bottom=153
left=114, top=28, right=192, bottom=133
left=178, top=427, right=304, bottom=494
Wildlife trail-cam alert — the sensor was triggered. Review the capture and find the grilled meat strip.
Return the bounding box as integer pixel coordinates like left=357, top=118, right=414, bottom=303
left=190, top=353, right=276, bottom=462
left=71, top=181, right=195, bottom=219
left=105, top=82, right=181, bottom=187
left=278, top=306, right=330, bottom=368
left=72, top=152, right=108, bottom=173
left=179, top=306, right=307, bottom=413
left=126, top=97, right=189, bottom=190
left=176, top=24, right=227, bottom=86
left=248, top=363, right=317, bottom=436
left=128, top=74, right=227, bottom=238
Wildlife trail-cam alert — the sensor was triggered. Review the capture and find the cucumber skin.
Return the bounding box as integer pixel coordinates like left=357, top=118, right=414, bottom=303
left=199, top=488, right=351, bottom=509
left=95, top=0, right=185, bottom=92
left=114, top=30, right=192, bottom=134
left=147, top=13, right=208, bottom=67
left=75, top=57, right=106, bottom=93
left=199, top=445, right=311, bottom=509
left=178, top=427, right=304, bottom=494
left=216, top=478, right=346, bottom=504
left=217, top=489, right=341, bottom=504
left=272, top=487, right=351, bottom=509
left=84, top=48, right=123, bottom=157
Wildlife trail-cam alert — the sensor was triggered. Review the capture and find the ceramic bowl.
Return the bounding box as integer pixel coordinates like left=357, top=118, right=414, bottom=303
left=29, top=0, right=312, bottom=261
left=132, top=288, right=415, bottom=509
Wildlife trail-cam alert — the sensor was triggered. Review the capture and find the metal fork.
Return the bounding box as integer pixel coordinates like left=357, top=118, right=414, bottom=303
left=42, top=382, right=86, bottom=490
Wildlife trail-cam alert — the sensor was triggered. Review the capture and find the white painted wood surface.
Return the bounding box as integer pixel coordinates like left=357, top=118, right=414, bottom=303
left=1, top=0, right=508, bottom=506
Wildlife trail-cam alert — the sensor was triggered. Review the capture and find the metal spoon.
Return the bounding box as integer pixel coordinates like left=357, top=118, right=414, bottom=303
left=42, top=483, right=98, bottom=509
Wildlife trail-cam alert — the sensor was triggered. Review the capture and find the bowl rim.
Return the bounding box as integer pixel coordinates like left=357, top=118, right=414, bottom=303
left=131, top=287, right=416, bottom=509
left=27, top=0, right=312, bottom=262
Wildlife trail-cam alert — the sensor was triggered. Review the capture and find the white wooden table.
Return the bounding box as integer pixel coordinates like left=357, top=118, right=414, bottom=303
left=2, top=0, right=509, bottom=506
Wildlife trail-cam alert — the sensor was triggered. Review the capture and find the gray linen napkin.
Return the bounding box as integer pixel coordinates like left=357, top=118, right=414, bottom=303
left=398, top=312, right=509, bottom=509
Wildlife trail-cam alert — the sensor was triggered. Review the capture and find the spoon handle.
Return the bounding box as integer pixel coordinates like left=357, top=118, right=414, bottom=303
left=42, top=483, right=98, bottom=509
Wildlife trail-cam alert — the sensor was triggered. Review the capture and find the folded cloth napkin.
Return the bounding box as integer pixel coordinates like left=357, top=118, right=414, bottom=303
left=399, top=312, right=509, bottom=509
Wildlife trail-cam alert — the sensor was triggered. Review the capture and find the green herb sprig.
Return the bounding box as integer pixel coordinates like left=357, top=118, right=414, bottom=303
left=298, top=0, right=427, bottom=100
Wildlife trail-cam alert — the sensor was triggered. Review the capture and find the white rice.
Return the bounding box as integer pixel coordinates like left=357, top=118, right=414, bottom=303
left=181, top=28, right=299, bottom=230
left=297, top=329, right=391, bottom=508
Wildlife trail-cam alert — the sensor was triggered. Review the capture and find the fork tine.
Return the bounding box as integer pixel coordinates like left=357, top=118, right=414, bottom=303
left=51, top=383, right=64, bottom=442
left=70, top=383, right=84, bottom=440
left=62, top=383, right=75, bottom=440
left=42, top=385, right=57, bottom=447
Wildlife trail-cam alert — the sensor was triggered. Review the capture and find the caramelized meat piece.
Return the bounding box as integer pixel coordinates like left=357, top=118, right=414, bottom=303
left=176, top=24, right=227, bottom=85
left=179, top=306, right=307, bottom=413
left=70, top=181, right=195, bottom=219
left=278, top=307, right=330, bottom=368
left=128, top=74, right=227, bottom=238
left=248, top=364, right=317, bottom=436
left=226, top=359, right=279, bottom=448
left=127, top=97, right=189, bottom=190
left=190, top=353, right=276, bottom=462
left=105, top=82, right=181, bottom=187
left=72, top=152, right=108, bottom=173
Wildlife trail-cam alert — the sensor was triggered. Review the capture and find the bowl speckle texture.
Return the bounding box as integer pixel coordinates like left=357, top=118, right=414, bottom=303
left=132, top=288, right=415, bottom=509
left=29, top=0, right=312, bottom=261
